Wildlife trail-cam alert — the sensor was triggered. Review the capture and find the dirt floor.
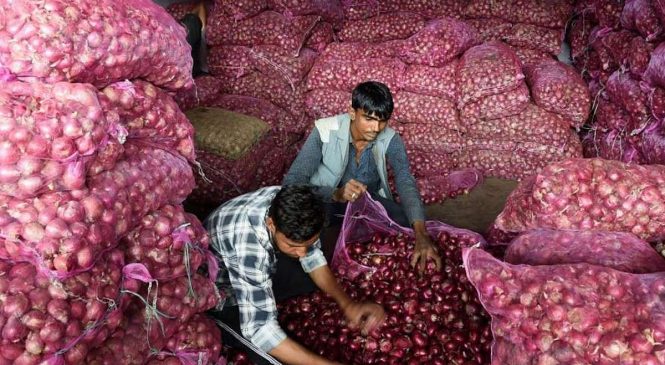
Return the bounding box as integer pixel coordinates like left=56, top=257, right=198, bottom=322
left=425, top=177, right=518, bottom=234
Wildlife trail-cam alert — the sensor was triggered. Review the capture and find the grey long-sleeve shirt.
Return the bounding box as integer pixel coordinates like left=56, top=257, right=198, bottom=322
left=283, top=128, right=425, bottom=224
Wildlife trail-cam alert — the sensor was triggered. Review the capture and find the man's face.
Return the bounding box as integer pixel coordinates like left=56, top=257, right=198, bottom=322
left=267, top=218, right=319, bottom=259
left=349, top=108, right=388, bottom=142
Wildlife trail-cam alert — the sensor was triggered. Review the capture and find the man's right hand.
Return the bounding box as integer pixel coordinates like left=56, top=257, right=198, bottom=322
left=333, top=179, right=367, bottom=203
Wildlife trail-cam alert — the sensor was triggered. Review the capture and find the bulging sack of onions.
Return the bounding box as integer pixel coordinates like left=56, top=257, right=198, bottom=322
left=525, top=59, right=591, bottom=127
left=645, top=43, right=665, bottom=90
left=306, top=52, right=406, bottom=93
left=414, top=169, right=484, bottom=204
left=593, top=98, right=634, bottom=131
left=464, top=246, right=665, bottom=365
left=466, top=0, right=572, bottom=29
left=403, top=147, right=461, bottom=178
left=145, top=314, right=223, bottom=365
left=512, top=47, right=554, bottom=69
left=213, top=0, right=269, bottom=21
left=392, top=92, right=460, bottom=129
left=208, top=46, right=317, bottom=89
left=165, top=1, right=197, bottom=20
left=505, top=229, right=665, bottom=273
left=457, top=41, right=525, bottom=107
left=211, top=94, right=307, bottom=146
left=393, top=122, right=465, bottom=153
left=338, top=12, right=426, bottom=42
left=304, top=22, right=336, bottom=52
left=99, top=80, right=196, bottom=163
left=173, top=75, right=223, bottom=112
left=304, top=89, right=350, bottom=119
left=621, top=0, right=663, bottom=41
left=495, top=158, right=665, bottom=241
left=463, top=104, right=574, bottom=147
left=465, top=19, right=513, bottom=43
left=606, top=71, right=652, bottom=133
left=206, top=11, right=319, bottom=57
left=397, top=18, right=479, bottom=68
left=121, top=204, right=211, bottom=282
left=0, top=249, right=125, bottom=365
left=0, top=0, right=193, bottom=90
left=581, top=128, right=646, bottom=164
left=188, top=136, right=280, bottom=205
left=460, top=83, right=531, bottom=122
left=220, top=71, right=307, bottom=120
left=276, top=193, right=490, bottom=364
left=0, top=80, right=116, bottom=199
left=640, top=119, right=665, bottom=165
left=503, top=24, right=563, bottom=56
left=399, top=60, right=459, bottom=101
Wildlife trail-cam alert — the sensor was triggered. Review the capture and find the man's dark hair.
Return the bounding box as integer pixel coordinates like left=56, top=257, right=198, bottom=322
left=351, top=81, right=394, bottom=121
left=269, top=185, right=325, bottom=242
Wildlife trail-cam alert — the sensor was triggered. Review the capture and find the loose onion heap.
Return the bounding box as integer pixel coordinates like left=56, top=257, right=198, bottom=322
left=277, top=230, right=492, bottom=365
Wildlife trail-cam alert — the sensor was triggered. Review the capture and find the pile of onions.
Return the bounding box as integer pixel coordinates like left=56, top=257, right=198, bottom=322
left=0, top=0, right=192, bottom=90
left=99, top=80, right=196, bottom=163
left=278, top=229, right=492, bottom=364
left=121, top=204, right=210, bottom=281
left=495, top=158, right=665, bottom=241
left=465, top=247, right=665, bottom=365
left=0, top=249, right=125, bottom=365
left=0, top=81, right=110, bottom=198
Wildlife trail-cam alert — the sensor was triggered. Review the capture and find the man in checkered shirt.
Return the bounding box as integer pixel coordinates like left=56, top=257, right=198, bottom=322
left=206, top=185, right=384, bottom=365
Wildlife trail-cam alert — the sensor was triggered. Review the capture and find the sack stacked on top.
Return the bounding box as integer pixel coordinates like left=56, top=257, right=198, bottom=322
left=0, top=2, right=223, bottom=364
left=571, top=0, right=665, bottom=165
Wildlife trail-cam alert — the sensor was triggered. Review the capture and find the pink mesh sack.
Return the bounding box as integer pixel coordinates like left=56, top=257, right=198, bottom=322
left=494, top=158, right=665, bottom=241
left=645, top=43, right=665, bottom=90
left=525, top=59, right=591, bottom=128
left=332, top=193, right=486, bottom=280
left=145, top=314, right=223, bottom=365
left=99, top=80, right=196, bottom=163
left=457, top=42, right=525, bottom=107
left=582, top=127, right=646, bottom=164
left=460, top=83, right=531, bottom=122
left=0, top=80, right=113, bottom=199
left=338, top=12, right=426, bottom=43
left=505, top=229, right=665, bottom=273
left=640, top=119, right=665, bottom=165
left=464, top=246, right=665, bottom=365
left=502, top=24, right=563, bottom=56
left=397, top=18, right=479, bottom=67
left=0, top=250, right=125, bottom=365
left=399, top=61, right=459, bottom=101
left=621, top=0, right=663, bottom=41
left=392, top=91, right=460, bottom=129
left=207, top=11, right=319, bottom=57
left=306, top=53, right=406, bottom=92
left=304, top=22, right=336, bottom=52
left=304, top=89, right=350, bottom=119
left=606, top=71, right=652, bottom=133
left=0, top=0, right=193, bottom=90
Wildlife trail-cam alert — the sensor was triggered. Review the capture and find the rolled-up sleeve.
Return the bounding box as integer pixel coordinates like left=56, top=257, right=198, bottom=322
left=282, top=129, right=336, bottom=201
left=386, top=134, right=425, bottom=224
left=299, top=239, right=327, bottom=273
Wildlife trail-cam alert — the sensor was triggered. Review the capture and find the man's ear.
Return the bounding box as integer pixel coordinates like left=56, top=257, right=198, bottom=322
left=348, top=106, right=356, bottom=121
left=265, top=217, right=275, bottom=233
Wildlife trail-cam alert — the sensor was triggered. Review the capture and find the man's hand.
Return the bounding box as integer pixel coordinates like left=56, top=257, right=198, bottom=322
left=410, top=223, right=442, bottom=273
left=333, top=179, right=367, bottom=203
left=342, top=302, right=385, bottom=334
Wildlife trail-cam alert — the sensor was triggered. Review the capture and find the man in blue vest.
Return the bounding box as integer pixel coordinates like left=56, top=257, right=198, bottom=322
left=283, top=81, right=441, bottom=271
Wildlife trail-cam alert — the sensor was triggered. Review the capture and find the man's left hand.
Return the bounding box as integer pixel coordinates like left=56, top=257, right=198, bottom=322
left=342, top=302, right=385, bottom=335
left=410, top=231, right=442, bottom=273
